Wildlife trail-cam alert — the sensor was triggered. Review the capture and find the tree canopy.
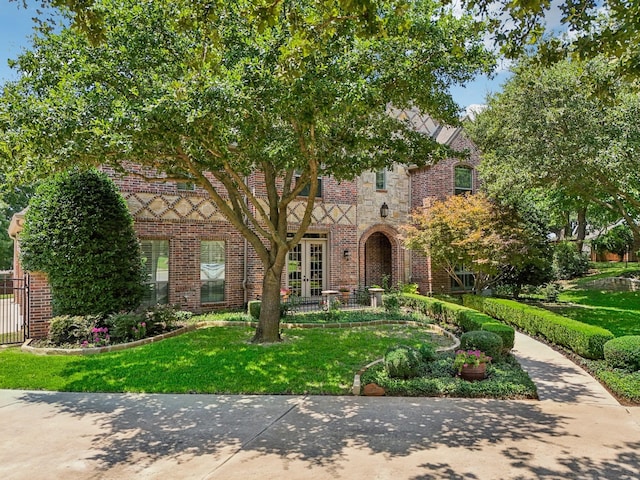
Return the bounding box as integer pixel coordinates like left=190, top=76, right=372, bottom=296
left=466, top=57, right=640, bottom=252
left=453, top=0, right=640, bottom=78
left=1, top=0, right=494, bottom=342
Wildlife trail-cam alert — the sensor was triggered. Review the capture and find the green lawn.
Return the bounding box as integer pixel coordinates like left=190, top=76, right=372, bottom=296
left=0, top=323, right=453, bottom=394
left=548, top=262, right=640, bottom=337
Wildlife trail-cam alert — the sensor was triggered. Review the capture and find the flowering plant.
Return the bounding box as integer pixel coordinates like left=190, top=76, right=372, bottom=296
left=131, top=321, right=147, bottom=341
left=91, top=327, right=110, bottom=347
left=453, top=349, right=492, bottom=374
left=280, top=288, right=291, bottom=296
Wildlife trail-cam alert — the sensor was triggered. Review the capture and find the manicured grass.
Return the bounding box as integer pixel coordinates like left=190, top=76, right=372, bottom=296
left=545, top=263, right=640, bottom=337
left=576, top=262, right=640, bottom=283
left=0, top=323, right=453, bottom=394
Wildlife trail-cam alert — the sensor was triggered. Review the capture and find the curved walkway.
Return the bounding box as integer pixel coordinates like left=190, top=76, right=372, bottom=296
left=1, top=332, right=639, bottom=479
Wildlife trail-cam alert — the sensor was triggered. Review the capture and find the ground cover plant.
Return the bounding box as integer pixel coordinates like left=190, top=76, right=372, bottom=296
left=360, top=351, right=537, bottom=399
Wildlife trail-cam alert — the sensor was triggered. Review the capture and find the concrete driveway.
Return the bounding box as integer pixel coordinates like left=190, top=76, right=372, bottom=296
left=0, top=391, right=638, bottom=479
left=0, top=333, right=639, bottom=479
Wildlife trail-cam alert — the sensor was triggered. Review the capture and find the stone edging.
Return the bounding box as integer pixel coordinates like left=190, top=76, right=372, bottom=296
left=351, top=323, right=460, bottom=395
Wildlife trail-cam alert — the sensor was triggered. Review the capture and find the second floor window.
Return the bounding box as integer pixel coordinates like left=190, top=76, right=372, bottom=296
left=295, top=171, right=322, bottom=197
left=375, top=169, right=387, bottom=190
left=454, top=166, right=473, bottom=195
left=177, top=182, right=195, bottom=191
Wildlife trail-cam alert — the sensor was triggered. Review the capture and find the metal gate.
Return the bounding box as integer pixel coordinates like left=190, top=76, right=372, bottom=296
left=0, top=275, right=29, bottom=344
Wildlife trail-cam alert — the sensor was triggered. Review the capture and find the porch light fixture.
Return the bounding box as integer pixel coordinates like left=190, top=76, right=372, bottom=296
left=380, top=202, right=389, bottom=218
left=343, top=249, right=351, bottom=260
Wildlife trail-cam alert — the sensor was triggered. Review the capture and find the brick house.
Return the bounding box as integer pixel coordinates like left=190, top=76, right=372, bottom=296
left=9, top=109, right=480, bottom=333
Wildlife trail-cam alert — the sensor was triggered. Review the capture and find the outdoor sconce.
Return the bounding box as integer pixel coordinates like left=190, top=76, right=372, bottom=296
left=380, top=202, right=389, bottom=218
left=343, top=249, right=351, bottom=260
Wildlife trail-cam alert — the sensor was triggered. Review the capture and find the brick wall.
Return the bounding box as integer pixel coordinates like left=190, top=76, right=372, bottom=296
left=134, top=220, right=246, bottom=312
left=409, top=131, right=481, bottom=294
left=27, top=272, right=52, bottom=339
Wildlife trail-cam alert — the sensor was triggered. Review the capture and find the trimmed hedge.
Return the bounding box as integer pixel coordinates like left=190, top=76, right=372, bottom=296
left=248, top=300, right=261, bottom=320
left=399, top=293, right=515, bottom=352
left=604, top=336, right=640, bottom=372
left=481, top=322, right=515, bottom=354
left=463, top=295, right=614, bottom=360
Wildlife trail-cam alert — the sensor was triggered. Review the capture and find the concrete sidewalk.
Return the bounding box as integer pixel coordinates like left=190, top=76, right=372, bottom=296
left=1, top=333, right=639, bottom=479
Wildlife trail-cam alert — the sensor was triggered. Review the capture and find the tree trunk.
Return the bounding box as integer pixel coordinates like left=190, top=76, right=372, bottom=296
left=252, top=262, right=285, bottom=343
left=632, top=229, right=640, bottom=261
left=575, top=207, right=587, bottom=252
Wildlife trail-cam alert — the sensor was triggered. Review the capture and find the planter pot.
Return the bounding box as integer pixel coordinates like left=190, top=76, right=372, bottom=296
left=460, top=363, right=487, bottom=381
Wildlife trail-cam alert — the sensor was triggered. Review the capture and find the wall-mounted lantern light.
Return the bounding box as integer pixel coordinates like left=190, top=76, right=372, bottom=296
left=380, top=202, right=389, bottom=218
left=343, top=249, right=351, bottom=260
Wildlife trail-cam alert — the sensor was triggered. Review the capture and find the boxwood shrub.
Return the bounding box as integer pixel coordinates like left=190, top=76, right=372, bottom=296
left=248, top=300, right=261, bottom=320
left=604, top=336, right=640, bottom=372
left=460, top=330, right=503, bottom=359
left=463, top=295, right=614, bottom=359
left=47, top=315, right=100, bottom=345
left=482, top=322, right=515, bottom=353
left=399, top=293, right=515, bottom=353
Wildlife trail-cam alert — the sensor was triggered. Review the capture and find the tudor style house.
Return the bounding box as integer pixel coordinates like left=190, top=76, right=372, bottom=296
left=10, top=108, right=480, bottom=335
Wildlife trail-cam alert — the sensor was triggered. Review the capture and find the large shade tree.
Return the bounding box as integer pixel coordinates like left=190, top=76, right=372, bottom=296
left=0, top=0, right=493, bottom=342
left=467, top=57, right=640, bottom=253
left=452, top=0, right=640, bottom=78
left=30, top=0, right=640, bottom=76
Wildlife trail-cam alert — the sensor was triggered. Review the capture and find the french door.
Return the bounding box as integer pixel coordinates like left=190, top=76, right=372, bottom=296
left=287, top=239, right=327, bottom=298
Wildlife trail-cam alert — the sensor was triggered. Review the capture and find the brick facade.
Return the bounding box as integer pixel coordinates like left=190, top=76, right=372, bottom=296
left=409, top=131, right=481, bottom=294
left=10, top=112, right=479, bottom=337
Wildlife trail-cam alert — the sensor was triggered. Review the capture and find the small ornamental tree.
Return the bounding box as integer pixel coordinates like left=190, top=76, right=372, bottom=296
left=403, top=193, right=537, bottom=292
left=20, top=168, right=146, bottom=315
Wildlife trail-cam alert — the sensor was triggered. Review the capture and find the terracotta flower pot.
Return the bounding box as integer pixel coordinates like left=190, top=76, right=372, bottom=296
left=460, top=363, right=487, bottom=381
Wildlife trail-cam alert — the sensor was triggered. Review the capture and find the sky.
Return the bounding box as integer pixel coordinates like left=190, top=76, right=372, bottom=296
left=0, top=2, right=510, bottom=111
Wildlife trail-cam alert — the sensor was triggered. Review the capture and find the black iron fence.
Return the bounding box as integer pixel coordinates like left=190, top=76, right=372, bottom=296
left=281, top=287, right=373, bottom=314
left=0, top=275, right=29, bottom=344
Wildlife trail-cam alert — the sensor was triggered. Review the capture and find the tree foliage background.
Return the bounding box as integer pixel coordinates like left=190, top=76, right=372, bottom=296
left=466, top=57, right=640, bottom=253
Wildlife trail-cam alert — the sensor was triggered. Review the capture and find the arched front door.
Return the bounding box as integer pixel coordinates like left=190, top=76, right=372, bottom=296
left=364, top=232, right=393, bottom=287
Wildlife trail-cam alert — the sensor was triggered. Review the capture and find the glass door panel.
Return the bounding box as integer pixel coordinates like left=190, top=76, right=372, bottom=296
left=287, top=239, right=326, bottom=298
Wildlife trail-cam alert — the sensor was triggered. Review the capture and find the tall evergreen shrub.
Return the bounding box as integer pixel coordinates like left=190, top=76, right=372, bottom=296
left=20, top=169, right=146, bottom=315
